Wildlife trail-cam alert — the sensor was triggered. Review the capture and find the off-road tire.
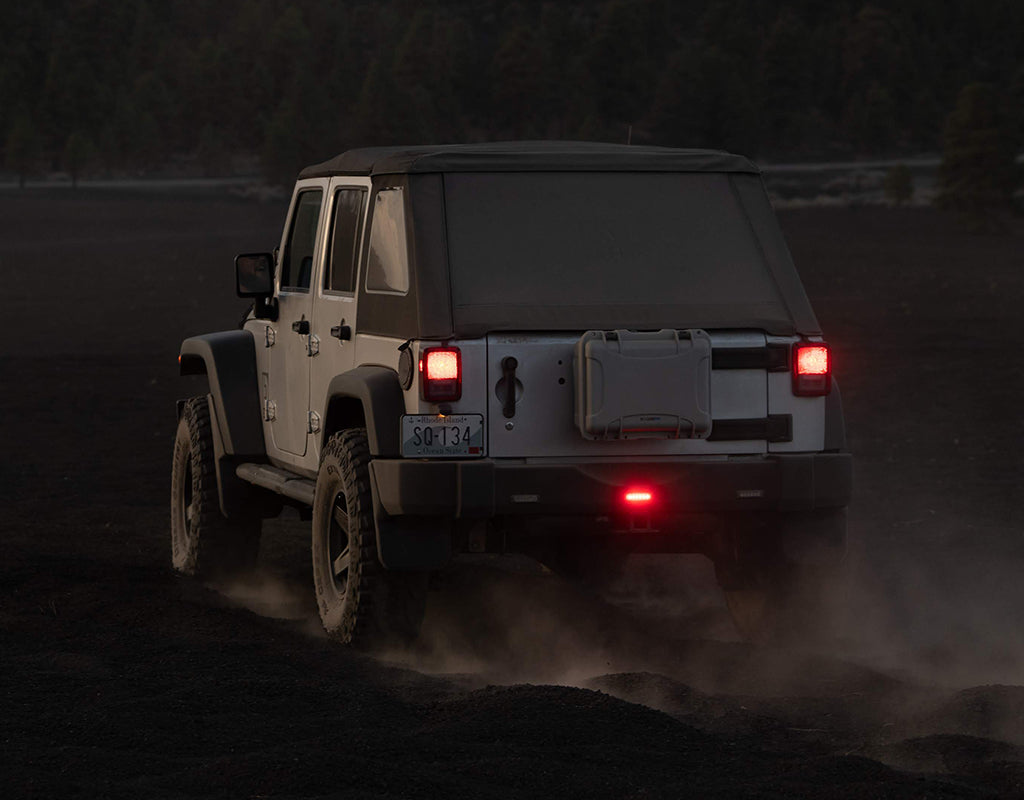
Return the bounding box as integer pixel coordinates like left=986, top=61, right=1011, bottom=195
left=170, top=396, right=260, bottom=578
left=718, top=525, right=842, bottom=644
left=312, top=428, right=428, bottom=647
left=723, top=568, right=837, bottom=644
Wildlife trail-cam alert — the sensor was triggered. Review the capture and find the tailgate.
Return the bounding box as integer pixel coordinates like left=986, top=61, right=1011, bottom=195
left=486, top=330, right=777, bottom=458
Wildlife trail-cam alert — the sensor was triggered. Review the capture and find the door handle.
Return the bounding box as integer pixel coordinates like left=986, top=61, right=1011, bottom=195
left=292, top=319, right=310, bottom=335
left=330, top=319, right=352, bottom=341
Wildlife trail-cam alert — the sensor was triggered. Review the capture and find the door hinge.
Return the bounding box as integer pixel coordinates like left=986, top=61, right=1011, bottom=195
left=263, top=399, right=277, bottom=421
left=307, top=334, right=320, bottom=357
left=265, top=326, right=276, bottom=347
left=307, top=410, right=321, bottom=434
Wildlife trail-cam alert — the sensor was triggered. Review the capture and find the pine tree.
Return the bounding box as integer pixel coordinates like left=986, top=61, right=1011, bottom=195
left=5, top=115, right=38, bottom=188
left=63, top=131, right=96, bottom=187
left=883, top=164, right=913, bottom=206
left=935, top=83, right=1021, bottom=230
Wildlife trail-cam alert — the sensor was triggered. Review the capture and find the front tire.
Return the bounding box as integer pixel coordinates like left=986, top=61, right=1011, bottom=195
left=170, top=396, right=260, bottom=578
left=312, top=428, right=427, bottom=646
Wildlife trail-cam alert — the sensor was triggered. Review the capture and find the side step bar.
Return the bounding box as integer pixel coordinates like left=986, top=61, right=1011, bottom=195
left=236, top=463, right=316, bottom=506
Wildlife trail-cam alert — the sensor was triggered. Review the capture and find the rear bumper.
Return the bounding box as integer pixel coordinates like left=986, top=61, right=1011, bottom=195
left=369, top=452, right=851, bottom=518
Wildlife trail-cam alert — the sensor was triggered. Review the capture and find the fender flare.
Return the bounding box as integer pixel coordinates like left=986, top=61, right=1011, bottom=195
left=324, top=368, right=449, bottom=570
left=323, top=366, right=405, bottom=457
left=179, top=330, right=265, bottom=459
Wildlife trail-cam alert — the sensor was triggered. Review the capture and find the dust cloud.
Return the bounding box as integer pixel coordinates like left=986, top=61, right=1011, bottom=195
left=212, top=569, right=315, bottom=622
left=388, top=553, right=866, bottom=695
left=384, top=546, right=1024, bottom=780
left=217, top=533, right=1024, bottom=696
left=207, top=510, right=1024, bottom=780
left=835, top=511, right=1024, bottom=690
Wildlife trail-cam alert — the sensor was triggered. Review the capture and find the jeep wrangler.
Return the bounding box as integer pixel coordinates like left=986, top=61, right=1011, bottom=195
left=171, top=142, right=851, bottom=644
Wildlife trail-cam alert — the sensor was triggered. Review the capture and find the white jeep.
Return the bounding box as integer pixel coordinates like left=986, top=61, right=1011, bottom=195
left=171, top=142, right=851, bottom=644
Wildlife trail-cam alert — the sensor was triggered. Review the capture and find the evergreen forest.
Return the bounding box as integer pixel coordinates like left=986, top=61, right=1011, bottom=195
left=3, top=0, right=1022, bottom=184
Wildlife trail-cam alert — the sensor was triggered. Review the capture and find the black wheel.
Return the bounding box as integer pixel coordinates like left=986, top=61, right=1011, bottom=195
left=311, top=428, right=428, bottom=646
left=716, top=513, right=846, bottom=644
left=170, top=396, right=260, bottom=578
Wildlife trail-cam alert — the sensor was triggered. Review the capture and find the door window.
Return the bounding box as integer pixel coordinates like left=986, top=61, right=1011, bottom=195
left=324, top=188, right=367, bottom=294
left=280, top=189, right=323, bottom=292
left=365, top=188, right=410, bottom=295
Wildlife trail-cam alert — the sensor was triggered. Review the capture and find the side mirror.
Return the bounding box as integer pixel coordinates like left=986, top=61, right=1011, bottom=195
left=235, top=252, right=274, bottom=297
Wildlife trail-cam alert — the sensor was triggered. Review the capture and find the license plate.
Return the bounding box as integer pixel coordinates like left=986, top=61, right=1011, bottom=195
left=401, top=414, right=485, bottom=457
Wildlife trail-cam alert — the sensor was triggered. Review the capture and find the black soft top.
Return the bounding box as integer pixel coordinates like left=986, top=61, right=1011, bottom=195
left=299, top=141, right=759, bottom=178
left=302, top=142, right=819, bottom=340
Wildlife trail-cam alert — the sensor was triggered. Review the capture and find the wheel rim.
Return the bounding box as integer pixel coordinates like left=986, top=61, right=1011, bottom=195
left=328, top=491, right=352, bottom=593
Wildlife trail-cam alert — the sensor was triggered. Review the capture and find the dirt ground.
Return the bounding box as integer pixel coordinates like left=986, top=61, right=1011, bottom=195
left=3, top=188, right=1024, bottom=798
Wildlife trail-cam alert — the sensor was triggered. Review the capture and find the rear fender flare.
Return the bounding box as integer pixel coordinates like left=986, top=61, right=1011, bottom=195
left=323, top=368, right=450, bottom=570
left=322, top=366, right=405, bottom=457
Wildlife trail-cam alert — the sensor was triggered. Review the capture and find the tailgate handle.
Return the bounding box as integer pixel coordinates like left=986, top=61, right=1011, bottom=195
left=501, top=356, right=518, bottom=419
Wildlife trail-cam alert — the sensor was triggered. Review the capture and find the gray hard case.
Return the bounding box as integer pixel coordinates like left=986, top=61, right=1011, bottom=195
left=573, top=329, right=713, bottom=440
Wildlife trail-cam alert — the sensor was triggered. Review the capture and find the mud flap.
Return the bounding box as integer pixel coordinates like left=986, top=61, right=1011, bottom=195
left=369, top=466, right=452, bottom=570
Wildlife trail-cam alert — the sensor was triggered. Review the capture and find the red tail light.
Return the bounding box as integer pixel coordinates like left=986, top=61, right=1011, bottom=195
left=624, top=488, right=654, bottom=506
left=420, top=347, right=462, bottom=402
left=792, top=343, right=831, bottom=396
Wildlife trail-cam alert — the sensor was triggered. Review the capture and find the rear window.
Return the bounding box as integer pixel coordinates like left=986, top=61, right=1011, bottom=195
left=365, top=188, right=409, bottom=295
left=443, top=172, right=790, bottom=331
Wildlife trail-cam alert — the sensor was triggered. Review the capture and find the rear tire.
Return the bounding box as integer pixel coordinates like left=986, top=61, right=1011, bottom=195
left=717, top=514, right=845, bottom=644
left=722, top=567, right=835, bottom=643
left=170, top=397, right=261, bottom=579
left=312, top=428, right=428, bottom=647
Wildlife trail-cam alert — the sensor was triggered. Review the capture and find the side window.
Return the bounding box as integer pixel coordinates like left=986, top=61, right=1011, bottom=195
left=280, top=189, right=323, bottom=292
left=324, top=188, right=367, bottom=294
left=365, top=188, right=410, bottom=295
